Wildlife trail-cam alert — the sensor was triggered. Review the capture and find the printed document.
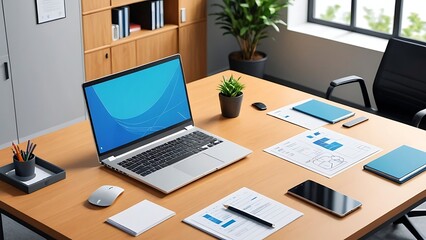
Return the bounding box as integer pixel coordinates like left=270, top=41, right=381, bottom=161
left=265, top=127, right=381, bottom=178
left=268, top=99, right=328, bottom=130
left=183, top=187, right=303, bottom=240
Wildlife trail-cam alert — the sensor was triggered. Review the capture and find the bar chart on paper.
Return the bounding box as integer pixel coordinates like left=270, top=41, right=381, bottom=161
left=264, top=128, right=381, bottom=178
left=309, top=132, right=344, bottom=151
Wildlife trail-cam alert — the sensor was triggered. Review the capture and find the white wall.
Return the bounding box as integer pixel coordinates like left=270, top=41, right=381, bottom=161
left=207, top=0, right=385, bottom=107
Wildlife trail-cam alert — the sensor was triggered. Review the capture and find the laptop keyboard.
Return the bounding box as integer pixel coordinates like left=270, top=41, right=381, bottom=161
left=117, top=131, right=223, bottom=177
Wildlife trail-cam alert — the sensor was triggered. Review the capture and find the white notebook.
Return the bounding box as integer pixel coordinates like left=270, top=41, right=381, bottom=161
left=107, top=199, right=175, bottom=236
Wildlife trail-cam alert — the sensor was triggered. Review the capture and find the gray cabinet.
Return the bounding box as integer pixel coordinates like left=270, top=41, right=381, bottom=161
left=0, top=1, right=17, bottom=149
left=0, top=0, right=86, bottom=148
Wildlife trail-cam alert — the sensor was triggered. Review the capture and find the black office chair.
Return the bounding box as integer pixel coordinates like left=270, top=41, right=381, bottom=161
left=325, top=38, right=426, bottom=129
left=325, top=38, right=426, bottom=240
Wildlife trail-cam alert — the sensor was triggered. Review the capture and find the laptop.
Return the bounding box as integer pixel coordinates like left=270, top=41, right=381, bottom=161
left=82, top=54, right=252, bottom=194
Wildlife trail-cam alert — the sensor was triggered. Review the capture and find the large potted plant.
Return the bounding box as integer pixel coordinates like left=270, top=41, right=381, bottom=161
left=211, top=0, right=291, bottom=78
left=218, top=75, right=245, bottom=118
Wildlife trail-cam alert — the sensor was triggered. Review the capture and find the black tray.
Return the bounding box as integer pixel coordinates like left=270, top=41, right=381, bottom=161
left=0, top=157, right=66, bottom=194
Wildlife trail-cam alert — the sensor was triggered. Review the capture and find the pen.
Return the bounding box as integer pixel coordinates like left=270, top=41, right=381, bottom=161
left=26, top=140, right=30, bottom=156
left=223, top=204, right=275, bottom=228
left=12, top=142, right=24, bottom=162
left=11, top=140, right=37, bottom=162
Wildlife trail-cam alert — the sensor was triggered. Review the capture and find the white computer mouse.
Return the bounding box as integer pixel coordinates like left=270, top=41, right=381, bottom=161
left=88, top=185, right=124, bottom=207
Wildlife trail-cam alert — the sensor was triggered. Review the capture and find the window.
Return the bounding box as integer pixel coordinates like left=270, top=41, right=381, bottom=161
left=308, top=0, right=426, bottom=43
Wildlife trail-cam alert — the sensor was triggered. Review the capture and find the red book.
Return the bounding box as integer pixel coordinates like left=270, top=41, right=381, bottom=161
left=129, top=23, right=141, bottom=33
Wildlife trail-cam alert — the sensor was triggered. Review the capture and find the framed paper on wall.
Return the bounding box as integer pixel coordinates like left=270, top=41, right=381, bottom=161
left=35, top=0, right=66, bottom=24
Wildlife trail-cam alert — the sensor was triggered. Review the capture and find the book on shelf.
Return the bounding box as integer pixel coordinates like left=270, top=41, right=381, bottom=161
left=129, top=23, right=141, bottom=33
left=364, top=145, right=426, bottom=183
left=112, top=6, right=130, bottom=39
left=155, top=0, right=160, bottom=29
left=111, top=8, right=124, bottom=39
left=130, top=0, right=164, bottom=30
left=130, top=1, right=156, bottom=30
left=159, top=0, right=164, bottom=27
left=112, top=24, right=120, bottom=41
left=122, top=6, right=130, bottom=37
left=292, top=99, right=355, bottom=124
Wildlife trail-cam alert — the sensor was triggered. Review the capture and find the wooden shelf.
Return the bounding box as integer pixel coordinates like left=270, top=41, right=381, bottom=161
left=81, top=0, right=206, bottom=82
left=110, top=25, right=178, bottom=47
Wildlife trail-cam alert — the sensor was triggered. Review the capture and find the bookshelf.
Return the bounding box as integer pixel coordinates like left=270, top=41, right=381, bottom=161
left=81, top=0, right=206, bottom=82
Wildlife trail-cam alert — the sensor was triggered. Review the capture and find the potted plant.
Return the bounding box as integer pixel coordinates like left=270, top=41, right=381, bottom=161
left=218, top=75, right=245, bottom=118
left=211, top=0, right=291, bottom=78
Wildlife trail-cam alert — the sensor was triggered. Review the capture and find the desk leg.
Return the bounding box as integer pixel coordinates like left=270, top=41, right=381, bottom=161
left=362, top=198, right=426, bottom=239
left=0, top=213, right=4, bottom=239
left=0, top=209, right=52, bottom=240
left=393, top=215, right=425, bottom=240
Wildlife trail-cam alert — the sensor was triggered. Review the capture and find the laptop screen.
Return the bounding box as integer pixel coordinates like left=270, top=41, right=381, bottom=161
left=83, top=55, right=192, bottom=155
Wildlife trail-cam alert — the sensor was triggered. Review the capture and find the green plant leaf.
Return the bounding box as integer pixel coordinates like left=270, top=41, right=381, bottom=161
left=217, top=75, right=245, bottom=97
left=211, top=0, right=291, bottom=60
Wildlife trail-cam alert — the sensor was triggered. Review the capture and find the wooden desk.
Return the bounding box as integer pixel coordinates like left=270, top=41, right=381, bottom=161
left=0, top=70, right=425, bottom=239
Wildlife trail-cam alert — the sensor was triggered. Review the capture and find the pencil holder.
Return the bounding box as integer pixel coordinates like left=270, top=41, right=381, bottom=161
left=13, top=155, right=36, bottom=181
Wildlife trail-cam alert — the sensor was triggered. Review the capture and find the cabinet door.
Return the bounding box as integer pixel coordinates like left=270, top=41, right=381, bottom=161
left=136, top=30, right=178, bottom=65
left=179, top=22, right=206, bottom=82
left=81, top=0, right=110, bottom=13
left=111, top=41, right=137, bottom=73
left=82, top=10, right=111, bottom=50
left=0, top=55, right=16, bottom=149
left=0, top=1, right=17, bottom=148
left=3, top=0, right=85, bottom=141
left=84, top=49, right=111, bottom=81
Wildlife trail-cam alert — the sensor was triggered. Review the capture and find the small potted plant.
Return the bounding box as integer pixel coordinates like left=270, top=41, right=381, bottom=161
left=218, top=75, right=245, bottom=118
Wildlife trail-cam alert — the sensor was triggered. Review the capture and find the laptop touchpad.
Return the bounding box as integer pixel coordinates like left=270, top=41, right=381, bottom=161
left=174, top=154, right=223, bottom=177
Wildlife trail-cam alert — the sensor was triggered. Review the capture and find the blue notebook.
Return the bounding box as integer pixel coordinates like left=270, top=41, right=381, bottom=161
left=364, top=145, right=426, bottom=184
left=292, top=99, right=354, bottom=123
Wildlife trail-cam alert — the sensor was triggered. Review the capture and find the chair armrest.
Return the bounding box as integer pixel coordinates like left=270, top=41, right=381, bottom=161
left=412, top=108, right=426, bottom=129
left=325, top=75, right=372, bottom=108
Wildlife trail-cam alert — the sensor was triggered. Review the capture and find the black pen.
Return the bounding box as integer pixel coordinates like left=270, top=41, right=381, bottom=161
left=223, top=204, right=275, bottom=228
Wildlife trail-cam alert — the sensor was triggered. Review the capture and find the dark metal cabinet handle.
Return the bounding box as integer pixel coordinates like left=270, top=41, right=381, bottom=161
left=4, top=62, right=9, bottom=80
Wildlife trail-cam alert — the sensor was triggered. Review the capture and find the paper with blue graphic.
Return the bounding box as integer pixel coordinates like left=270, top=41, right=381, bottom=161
left=183, top=187, right=302, bottom=240
left=265, top=127, right=381, bottom=178
left=268, top=99, right=328, bottom=130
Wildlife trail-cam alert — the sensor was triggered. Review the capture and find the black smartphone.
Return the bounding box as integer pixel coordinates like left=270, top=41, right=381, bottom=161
left=287, top=180, right=362, bottom=217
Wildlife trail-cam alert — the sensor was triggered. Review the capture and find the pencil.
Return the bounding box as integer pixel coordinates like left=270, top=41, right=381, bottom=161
left=29, top=144, right=37, bottom=159
left=12, top=142, right=24, bottom=162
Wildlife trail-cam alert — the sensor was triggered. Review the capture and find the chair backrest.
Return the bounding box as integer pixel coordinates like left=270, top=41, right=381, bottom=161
left=373, top=38, right=426, bottom=124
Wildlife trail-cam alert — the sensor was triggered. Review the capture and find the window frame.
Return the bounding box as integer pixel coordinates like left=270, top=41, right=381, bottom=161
left=307, top=0, right=426, bottom=44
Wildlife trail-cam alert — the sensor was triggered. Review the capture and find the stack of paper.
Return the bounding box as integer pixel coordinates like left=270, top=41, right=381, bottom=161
left=107, top=199, right=175, bottom=236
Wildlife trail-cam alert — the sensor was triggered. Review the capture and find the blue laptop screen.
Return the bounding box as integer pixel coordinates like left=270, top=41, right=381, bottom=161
left=84, top=57, right=191, bottom=154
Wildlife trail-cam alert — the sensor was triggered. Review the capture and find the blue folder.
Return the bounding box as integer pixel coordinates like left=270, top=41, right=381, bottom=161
left=292, top=99, right=354, bottom=123
left=364, top=145, right=426, bottom=183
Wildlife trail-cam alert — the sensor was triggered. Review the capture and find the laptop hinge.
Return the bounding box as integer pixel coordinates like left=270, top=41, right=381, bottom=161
left=185, top=125, right=194, bottom=130
left=106, top=156, right=116, bottom=162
